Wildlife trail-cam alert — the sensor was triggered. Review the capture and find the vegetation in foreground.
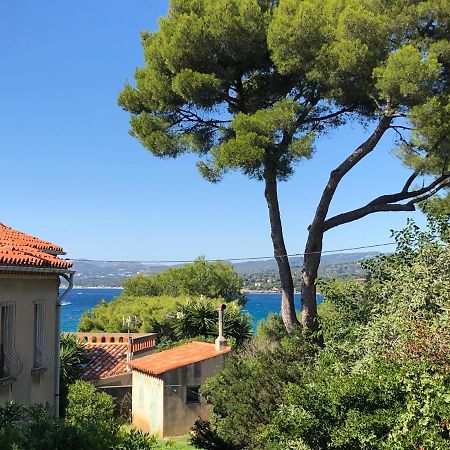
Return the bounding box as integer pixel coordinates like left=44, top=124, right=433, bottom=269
left=191, top=218, right=450, bottom=449
left=155, top=435, right=196, bottom=449
left=0, top=381, right=156, bottom=450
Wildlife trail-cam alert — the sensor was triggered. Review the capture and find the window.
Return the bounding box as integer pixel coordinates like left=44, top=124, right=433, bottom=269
left=0, top=303, right=14, bottom=379
left=186, top=385, right=200, bottom=404
left=33, top=302, right=45, bottom=369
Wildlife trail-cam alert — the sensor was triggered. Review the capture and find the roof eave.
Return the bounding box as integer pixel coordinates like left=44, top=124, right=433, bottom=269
left=0, top=265, right=75, bottom=274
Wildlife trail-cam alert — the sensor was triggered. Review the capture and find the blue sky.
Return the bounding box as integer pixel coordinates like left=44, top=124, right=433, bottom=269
left=0, top=1, right=426, bottom=261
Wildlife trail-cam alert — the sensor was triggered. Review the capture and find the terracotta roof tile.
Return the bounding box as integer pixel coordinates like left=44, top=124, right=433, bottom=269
left=0, top=223, right=71, bottom=269
left=81, top=343, right=129, bottom=381
left=128, top=341, right=231, bottom=376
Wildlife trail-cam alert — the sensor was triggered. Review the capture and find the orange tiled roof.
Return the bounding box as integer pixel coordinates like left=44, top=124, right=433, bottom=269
left=128, top=341, right=231, bottom=376
left=82, top=343, right=129, bottom=381
left=0, top=223, right=71, bottom=269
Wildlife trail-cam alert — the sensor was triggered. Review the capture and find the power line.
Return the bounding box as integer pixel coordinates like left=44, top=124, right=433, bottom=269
left=70, top=241, right=396, bottom=264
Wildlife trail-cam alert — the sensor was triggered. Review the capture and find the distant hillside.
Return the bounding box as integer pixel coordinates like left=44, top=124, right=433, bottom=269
left=71, top=251, right=381, bottom=288
left=230, top=251, right=380, bottom=274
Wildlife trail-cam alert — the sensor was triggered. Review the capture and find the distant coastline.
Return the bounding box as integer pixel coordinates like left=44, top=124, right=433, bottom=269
left=72, top=286, right=123, bottom=289
left=68, top=287, right=324, bottom=295
left=242, top=289, right=280, bottom=294
left=73, top=287, right=283, bottom=293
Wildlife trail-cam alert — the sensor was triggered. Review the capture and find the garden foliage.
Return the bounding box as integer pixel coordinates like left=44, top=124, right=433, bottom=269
left=194, top=220, right=450, bottom=449
left=0, top=381, right=156, bottom=450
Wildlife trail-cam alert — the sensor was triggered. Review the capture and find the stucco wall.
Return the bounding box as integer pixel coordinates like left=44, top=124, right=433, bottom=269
left=132, top=370, right=163, bottom=436
left=162, top=354, right=227, bottom=437
left=0, top=274, right=59, bottom=407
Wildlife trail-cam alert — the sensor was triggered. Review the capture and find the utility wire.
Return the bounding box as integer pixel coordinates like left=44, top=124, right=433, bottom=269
left=70, top=241, right=396, bottom=264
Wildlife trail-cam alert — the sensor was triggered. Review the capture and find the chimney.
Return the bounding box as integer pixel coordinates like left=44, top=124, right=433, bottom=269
left=215, top=303, right=228, bottom=351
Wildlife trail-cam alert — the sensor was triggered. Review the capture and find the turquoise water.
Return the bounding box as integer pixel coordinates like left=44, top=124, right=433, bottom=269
left=60, top=288, right=323, bottom=332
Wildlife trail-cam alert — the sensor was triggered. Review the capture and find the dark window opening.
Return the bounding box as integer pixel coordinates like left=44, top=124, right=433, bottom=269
left=186, top=385, right=200, bottom=404
left=0, top=306, right=6, bottom=378
left=33, top=302, right=44, bottom=369
left=0, top=304, right=13, bottom=379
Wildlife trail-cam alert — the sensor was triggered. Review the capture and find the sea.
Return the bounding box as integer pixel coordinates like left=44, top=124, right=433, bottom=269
left=60, top=288, right=324, bottom=332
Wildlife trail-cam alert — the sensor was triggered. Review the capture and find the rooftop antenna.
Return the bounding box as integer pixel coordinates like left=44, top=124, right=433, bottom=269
left=122, top=315, right=140, bottom=364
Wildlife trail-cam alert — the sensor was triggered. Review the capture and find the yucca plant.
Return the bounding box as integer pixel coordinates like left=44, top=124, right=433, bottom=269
left=60, top=333, right=87, bottom=384
left=172, top=298, right=252, bottom=347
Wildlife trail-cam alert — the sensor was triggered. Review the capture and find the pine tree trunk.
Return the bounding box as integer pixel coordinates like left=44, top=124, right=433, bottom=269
left=301, top=227, right=323, bottom=340
left=299, top=115, right=393, bottom=345
left=264, top=168, right=300, bottom=332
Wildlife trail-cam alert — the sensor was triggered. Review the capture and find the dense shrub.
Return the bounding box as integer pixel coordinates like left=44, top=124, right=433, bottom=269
left=78, top=295, right=180, bottom=336
left=0, top=402, right=94, bottom=450
left=60, top=333, right=87, bottom=416
left=0, top=383, right=157, bottom=449
left=190, top=419, right=239, bottom=450
left=262, top=357, right=450, bottom=450
left=65, top=380, right=120, bottom=449
left=115, top=428, right=157, bottom=450
left=199, top=331, right=317, bottom=448
left=0, top=398, right=157, bottom=450
left=192, top=220, right=450, bottom=450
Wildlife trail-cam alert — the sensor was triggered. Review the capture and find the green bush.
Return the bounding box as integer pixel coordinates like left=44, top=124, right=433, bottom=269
left=122, top=257, right=246, bottom=304
left=0, top=402, right=84, bottom=450
left=0, top=386, right=157, bottom=450
left=60, top=333, right=87, bottom=416
left=190, top=418, right=239, bottom=450
left=200, top=332, right=317, bottom=448
left=255, top=313, right=288, bottom=343
left=262, top=357, right=450, bottom=450
left=115, top=428, right=157, bottom=450
left=66, top=380, right=118, bottom=450
left=78, top=295, right=180, bottom=336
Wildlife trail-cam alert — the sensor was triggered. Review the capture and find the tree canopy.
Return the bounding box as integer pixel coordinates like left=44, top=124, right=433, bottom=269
left=119, top=0, right=450, bottom=334
left=119, top=0, right=449, bottom=181
left=121, top=257, right=245, bottom=304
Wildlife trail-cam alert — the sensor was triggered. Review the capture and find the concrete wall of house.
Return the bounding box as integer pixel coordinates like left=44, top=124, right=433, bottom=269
left=0, top=274, right=59, bottom=407
left=132, top=370, right=163, bottom=436
left=162, top=354, right=227, bottom=437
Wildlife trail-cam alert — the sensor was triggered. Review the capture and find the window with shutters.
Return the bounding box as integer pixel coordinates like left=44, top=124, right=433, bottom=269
left=33, top=302, right=45, bottom=369
left=0, top=303, right=14, bottom=379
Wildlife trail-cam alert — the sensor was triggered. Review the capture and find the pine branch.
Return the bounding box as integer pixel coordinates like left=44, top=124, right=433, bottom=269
left=323, top=173, right=450, bottom=231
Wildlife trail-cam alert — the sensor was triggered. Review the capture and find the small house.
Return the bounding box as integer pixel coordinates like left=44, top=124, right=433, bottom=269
left=0, top=223, right=73, bottom=415
left=128, top=340, right=231, bottom=437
